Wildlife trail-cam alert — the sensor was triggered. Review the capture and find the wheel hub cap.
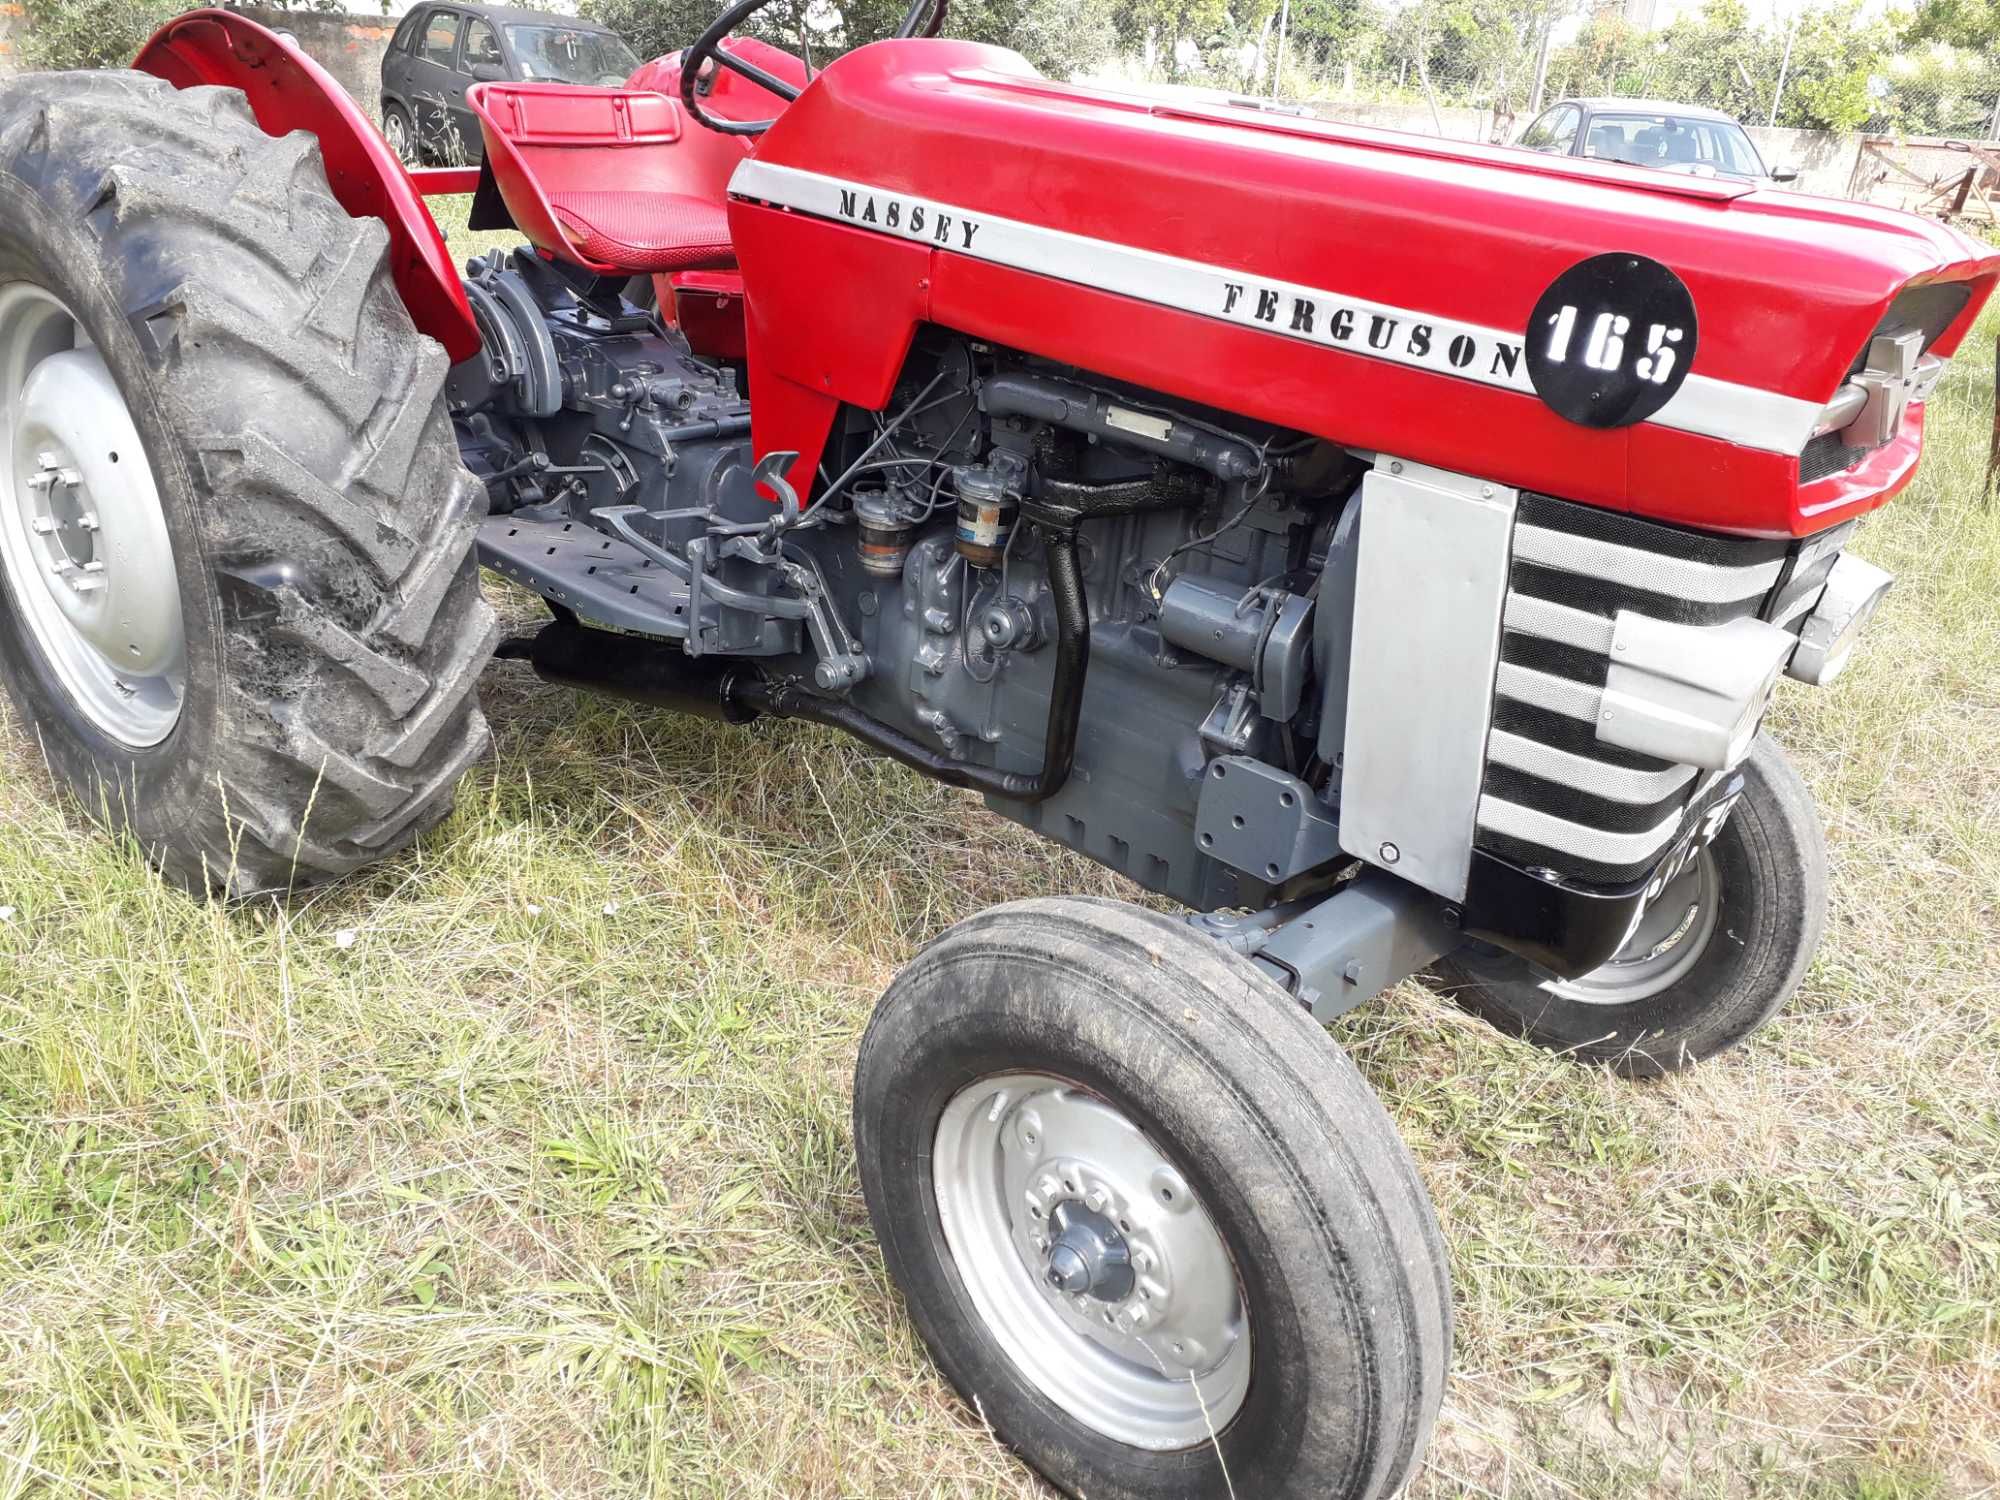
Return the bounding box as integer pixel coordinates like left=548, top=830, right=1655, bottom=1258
left=0, top=283, right=184, bottom=745
left=933, top=1073, right=1252, bottom=1449
left=1044, top=1199, right=1134, bottom=1300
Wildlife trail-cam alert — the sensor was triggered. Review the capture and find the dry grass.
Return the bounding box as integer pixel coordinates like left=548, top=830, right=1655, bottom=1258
left=0, top=215, right=1994, bottom=1496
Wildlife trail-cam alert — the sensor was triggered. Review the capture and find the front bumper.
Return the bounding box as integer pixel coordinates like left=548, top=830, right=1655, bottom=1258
left=1458, top=771, right=1745, bottom=978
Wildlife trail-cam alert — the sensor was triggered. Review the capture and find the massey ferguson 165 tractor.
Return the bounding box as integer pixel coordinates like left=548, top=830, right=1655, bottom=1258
left=0, top=6, right=1992, bottom=1492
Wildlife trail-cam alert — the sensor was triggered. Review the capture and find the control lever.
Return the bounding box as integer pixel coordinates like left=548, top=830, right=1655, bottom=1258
left=752, top=451, right=803, bottom=533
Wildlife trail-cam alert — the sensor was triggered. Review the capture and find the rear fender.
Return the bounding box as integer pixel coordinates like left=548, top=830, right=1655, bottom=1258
left=133, top=9, right=481, bottom=362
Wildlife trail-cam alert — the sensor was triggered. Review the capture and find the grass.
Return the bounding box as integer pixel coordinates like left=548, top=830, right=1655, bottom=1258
left=0, top=216, right=1996, bottom=1494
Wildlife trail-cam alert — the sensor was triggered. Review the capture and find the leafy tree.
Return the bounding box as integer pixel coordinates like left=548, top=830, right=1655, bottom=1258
left=584, top=0, right=1116, bottom=77
left=1900, top=0, right=1999, bottom=50
left=1544, top=0, right=1891, bottom=133
left=1109, top=0, right=1230, bottom=78
left=1774, top=4, right=1890, bottom=132
left=17, top=0, right=180, bottom=69
left=1891, top=0, right=2000, bottom=134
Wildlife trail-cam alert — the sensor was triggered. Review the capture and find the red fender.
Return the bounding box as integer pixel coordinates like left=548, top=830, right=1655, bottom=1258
left=134, top=9, right=481, bottom=363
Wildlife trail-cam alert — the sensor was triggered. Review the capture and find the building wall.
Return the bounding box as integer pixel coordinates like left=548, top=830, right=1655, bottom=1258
left=1746, top=125, right=1860, bottom=197
left=237, top=4, right=397, bottom=116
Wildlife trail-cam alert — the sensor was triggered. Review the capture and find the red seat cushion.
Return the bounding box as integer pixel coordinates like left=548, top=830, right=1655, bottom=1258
left=549, top=190, right=734, bottom=273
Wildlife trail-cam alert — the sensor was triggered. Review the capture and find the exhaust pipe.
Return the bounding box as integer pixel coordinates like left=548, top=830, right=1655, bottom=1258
left=508, top=618, right=759, bottom=723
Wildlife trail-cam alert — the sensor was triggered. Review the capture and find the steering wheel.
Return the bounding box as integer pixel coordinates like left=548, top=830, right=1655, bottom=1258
left=679, top=0, right=946, bottom=136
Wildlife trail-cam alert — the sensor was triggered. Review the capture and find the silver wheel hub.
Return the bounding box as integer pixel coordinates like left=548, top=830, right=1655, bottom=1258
left=1551, top=843, right=1722, bottom=1006
left=0, top=282, right=184, bottom=746
left=934, top=1073, right=1251, bottom=1449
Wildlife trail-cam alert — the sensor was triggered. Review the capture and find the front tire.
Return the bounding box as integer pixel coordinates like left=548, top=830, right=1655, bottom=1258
left=1436, top=735, right=1826, bottom=1076
left=0, top=72, right=497, bottom=894
left=854, top=897, right=1451, bottom=1500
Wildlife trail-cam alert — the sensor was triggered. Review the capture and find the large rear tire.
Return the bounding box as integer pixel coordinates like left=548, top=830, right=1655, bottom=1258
left=0, top=71, right=496, bottom=895
left=854, top=897, right=1452, bottom=1500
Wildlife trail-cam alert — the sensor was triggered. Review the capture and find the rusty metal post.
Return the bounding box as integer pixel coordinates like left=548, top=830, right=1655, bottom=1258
left=1989, top=334, right=2000, bottom=495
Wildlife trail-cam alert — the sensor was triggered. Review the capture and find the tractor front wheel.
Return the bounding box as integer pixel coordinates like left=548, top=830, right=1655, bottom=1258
left=0, top=72, right=496, bottom=894
left=853, top=897, right=1451, bottom=1500
left=1435, top=735, right=1827, bottom=1076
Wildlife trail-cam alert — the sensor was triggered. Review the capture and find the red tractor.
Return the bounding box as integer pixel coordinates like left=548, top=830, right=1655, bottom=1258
left=0, top=8, right=1992, bottom=1494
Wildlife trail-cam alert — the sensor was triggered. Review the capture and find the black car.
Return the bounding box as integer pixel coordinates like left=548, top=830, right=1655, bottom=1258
left=380, top=3, right=641, bottom=165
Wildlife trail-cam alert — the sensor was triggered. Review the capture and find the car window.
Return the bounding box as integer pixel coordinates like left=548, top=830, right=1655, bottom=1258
left=1518, top=104, right=1579, bottom=154
left=390, top=11, right=423, bottom=54
left=460, top=18, right=502, bottom=74
left=1586, top=114, right=1766, bottom=177
left=504, top=24, right=641, bottom=85
left=420, top=10, right=461, bottom=67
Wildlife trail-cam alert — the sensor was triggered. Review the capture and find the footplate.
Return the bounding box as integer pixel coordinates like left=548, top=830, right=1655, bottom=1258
left=477, top=515, right=691, bottom=640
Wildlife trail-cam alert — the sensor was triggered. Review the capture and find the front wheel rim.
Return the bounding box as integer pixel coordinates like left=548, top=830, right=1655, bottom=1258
left=0, top=282, right=184, bottom=747
left=932, top=1072, right=1252, bottom=1450
left=1550, top=843, right=1722, bottom=1006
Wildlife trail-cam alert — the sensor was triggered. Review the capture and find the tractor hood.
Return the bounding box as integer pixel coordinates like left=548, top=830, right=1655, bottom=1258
left=730, top=40, right=1999, bottom=535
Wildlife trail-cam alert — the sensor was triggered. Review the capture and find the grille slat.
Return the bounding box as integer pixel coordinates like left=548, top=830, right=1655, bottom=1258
left=1486, top=729, right=1697, bottom=804
left=1477, top=794, right=1687, bottom=867
left=1502, top=592, right=1616, bottom=652
left=1513, top=524, right=1784, bottom=603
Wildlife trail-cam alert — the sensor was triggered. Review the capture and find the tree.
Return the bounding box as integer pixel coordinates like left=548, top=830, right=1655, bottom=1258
left=584, top=0, right=1117, bottom=78
left=1900, top=0, right=2000, bottom=50
left=1109, top=0, right=1230, bottom=79
left=18, top=0, right=181, bottom=70
left=1774, top=4, right=1890, bottom=132
left=1891, top=0, right=2000, bottom=134
left=1544, top=0, right=1892, bottom=133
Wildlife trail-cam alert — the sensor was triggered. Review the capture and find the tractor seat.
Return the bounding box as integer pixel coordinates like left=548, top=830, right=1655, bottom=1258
left=467, top=82, right=735, bottom=276
left=548, top=190, right=732, bottom=274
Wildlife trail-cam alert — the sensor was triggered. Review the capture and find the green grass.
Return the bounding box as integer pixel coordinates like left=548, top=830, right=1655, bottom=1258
left=0, top=231, right=1996, bottom=1494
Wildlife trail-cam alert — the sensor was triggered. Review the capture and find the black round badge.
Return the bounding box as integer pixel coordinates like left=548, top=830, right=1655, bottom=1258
left=1525, top=253, right=1697, bottom=429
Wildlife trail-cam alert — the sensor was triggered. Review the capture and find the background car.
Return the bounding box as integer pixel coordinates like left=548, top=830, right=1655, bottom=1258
left=1514, top=97, right=1798, bottom=186
left=380, top=3, right=641, bottom=164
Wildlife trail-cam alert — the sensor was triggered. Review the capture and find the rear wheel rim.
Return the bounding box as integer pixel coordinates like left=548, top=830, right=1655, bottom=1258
left=0, top=282, right=184, bottom=747
left=384, top=110, right=411, bottom=161
left=932, top=1072, right=1252, bottom=1450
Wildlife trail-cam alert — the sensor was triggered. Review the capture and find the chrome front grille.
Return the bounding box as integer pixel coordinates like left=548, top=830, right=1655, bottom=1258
left=1475, top=494, right=1795, bottom=886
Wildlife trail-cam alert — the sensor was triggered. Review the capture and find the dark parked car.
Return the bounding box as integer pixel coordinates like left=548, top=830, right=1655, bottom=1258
left=380, top=3, right=641, bottom=164
left=1514, top=97, right=1798, bottom=187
